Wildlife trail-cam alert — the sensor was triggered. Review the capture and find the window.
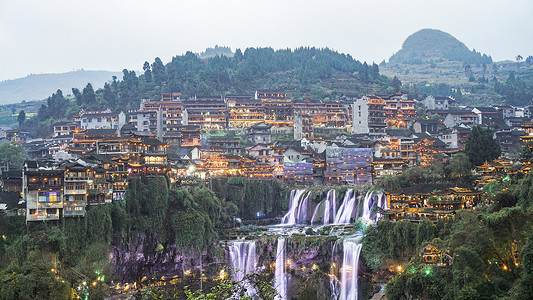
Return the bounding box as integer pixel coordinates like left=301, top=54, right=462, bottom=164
left=75, top=183, right=85, bottom=190
left=74, top=195, right=85, bottom=201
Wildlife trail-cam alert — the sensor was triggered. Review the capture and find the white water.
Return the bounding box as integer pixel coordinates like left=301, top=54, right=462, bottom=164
left=334, top=189, right=358, bottom=224
left=281, top=189, right=306, bottom=225
left=330, top=240, right=341, bottom=299
left=360, top=191, right=374, bottom=221
left=274, top=237, right=287, bottom=300
left=339, top=237, right=363, bottom=300
left=296, top=191, right=311, bottom=224
left=228, top=240, right=257, bottom=282
left=311, top=190, right=337, bottom=225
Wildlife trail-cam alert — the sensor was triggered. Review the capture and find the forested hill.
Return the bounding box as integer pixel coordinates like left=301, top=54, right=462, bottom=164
left=389, top=29, right=492, bottom=65
left=28, top=47, right=394, bottom=136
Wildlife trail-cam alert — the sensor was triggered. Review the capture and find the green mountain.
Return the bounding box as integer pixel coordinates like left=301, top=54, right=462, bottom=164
left=388, top=29, right=492, bottom=65
left=0, top=70, right=122, bottom=105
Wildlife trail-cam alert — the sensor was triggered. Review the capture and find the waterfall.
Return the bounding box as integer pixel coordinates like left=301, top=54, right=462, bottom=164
left=296, top=191, right=311, bottom=224
left=311, top=190, right=337, bottom=225
left=330, top=240, right=341, bottom=299
left=334, top=189, right=358, bottom=224
left=360, top=191, right=373, bottom=221
left=228, top=241, right=257, bottom=282
left=339, top=237, right=363, bottom=300
left=375, top=192, right=386, bottom=221
left=274, top=237, right=287, bottom=300
left=281, top=189, right=306, bottom=225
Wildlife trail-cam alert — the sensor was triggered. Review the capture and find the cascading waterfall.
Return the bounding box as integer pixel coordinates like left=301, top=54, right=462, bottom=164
left=281, top=189, right=306, bottom=225
left=334, top=189, right=358, bottom=224
left=274, top=237, right=287, bottom=300
left=228, top=241, right=257, bottom=282
left=311, top=190, right=337, bottom=225
left=339, top=236, right=363, bottom=300
left=296, top=191, right=311, bottom=224
left=330, top=240, right=341, bottom=300
left=360, top=191, right=374, bottom=221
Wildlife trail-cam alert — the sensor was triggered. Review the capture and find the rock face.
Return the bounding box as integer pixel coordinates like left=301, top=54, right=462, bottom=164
left=110, top=233, right=223, bottom=282
left=389, top=28, right=492, bottom=65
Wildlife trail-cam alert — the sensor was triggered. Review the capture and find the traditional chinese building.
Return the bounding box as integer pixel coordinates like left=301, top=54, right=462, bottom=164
left=226, top=95, right=264, bottom=128
left=256, top=91, right=293, bottom=127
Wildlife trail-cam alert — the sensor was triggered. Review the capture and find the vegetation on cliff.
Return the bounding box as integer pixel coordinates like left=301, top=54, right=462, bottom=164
left=364, top=170, right=533, bottom=300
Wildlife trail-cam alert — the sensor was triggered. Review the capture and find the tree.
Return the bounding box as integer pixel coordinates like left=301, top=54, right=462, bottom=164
left=464, top=126, right=501, bottom=166
left=17, top=110, right=25, bottom=127
left=143, top=61, right=152, bottom=82
left=0, top=142, right=27, bottom=169
left=392, top=76, right=401, bottom=92
left=81, top=83, right=96, bottom=106
left=516, top=55, right=523, bottom=71
left=445, top=153, right=472, bottom=183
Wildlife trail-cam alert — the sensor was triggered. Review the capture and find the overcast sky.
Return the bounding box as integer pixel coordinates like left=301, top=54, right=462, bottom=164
left=1, top=0, right=532, bottom=82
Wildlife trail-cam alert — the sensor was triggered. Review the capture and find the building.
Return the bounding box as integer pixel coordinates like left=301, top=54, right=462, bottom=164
left=294, top=114, right=313, bottom=140
left=247, top=122, right=272, bottom=144
left=182, top=96, right=227, bottom=129
left=207, top=137, right=242, bottom=155
left=382, top=93, right=417, bottom=128
left=226, top=95, right=264, bottom=128
left=444, top=110, right=478, bottom=128
left=324, top=147, right=373, bottom=185
left=256, top=91, right=293, bottom=127
left=76, top=110, right=126, bottom=131
left=384, top=184, right=481, bottom=222
left=293, top=99, right=327, bottom=127
left=422, top=95, right=455, bottom=110
left=23, top=160, right=64, bottom=222
left=352, top=96, right=386, bottom=135
left=52, top=122, right=78, bottom=137
left=472, top=107, right=503, bottom=127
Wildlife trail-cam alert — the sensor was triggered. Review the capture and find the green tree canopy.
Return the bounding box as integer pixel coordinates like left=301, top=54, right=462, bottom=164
left=464, top=126, right=501, bottom=166
left=0, top=142, right=27, bottom=168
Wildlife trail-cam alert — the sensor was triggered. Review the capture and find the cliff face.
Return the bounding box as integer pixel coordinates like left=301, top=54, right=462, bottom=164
left=110, top=233, right=224, bottom=282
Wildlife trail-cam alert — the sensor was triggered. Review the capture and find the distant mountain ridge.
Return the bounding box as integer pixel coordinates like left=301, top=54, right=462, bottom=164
left=0, top=70, right=122, bottom=105
left=389, top=29, right=492, bottom=65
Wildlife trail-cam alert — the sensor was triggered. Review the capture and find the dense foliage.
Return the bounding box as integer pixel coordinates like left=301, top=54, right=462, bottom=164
left=373, top=170, right=533, bottom=300
left=494, top=71, right=533, bottom=106
left=210, top=178, right=288, bottom=220
left=464, top=126, right=501, bottom=167
left=0, top=176, right=249, bottom=299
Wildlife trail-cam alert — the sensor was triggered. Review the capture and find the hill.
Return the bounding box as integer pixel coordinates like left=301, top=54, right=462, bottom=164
left=0, top=70, right=122, bottom=105
left=25, top=47, right=394, bottom=137
left=388, top=29, right=492, bottom=65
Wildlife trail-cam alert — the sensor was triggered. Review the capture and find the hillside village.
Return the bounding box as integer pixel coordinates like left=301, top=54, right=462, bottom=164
left=1, top=89, right=532, bottom=225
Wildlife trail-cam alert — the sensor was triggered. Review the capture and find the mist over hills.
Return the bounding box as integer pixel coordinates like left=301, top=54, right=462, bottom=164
left=389, top=29, right=492, bottom=65
left=0, top=70, right=122, bottom=105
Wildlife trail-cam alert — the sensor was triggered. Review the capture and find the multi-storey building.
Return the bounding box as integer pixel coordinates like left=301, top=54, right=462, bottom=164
left=182, top=96, right=227, bottom=129
left=24, top=161, right=64, bottom=222
left=352, top=96, right=386, bottom=135
left=256, top=91, right=293, bottom=127
left=293, top=99, right=327, bottom=127
left=324, top=147, right=373, bottom=185
left=422, top=95, right=455, bottom=110
left=75, top=109, right=126, bottom=131
left=226, top=95, right=264, bottom=128
left=382, top=93, right=417, bottom=128
left=52, top=122, right=78, bottom=137
left=294, top=114, right=314, bottom=140
left=326, top=101, right=351, bottom=128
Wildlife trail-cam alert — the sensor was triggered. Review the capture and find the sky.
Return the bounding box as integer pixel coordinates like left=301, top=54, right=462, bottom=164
left=0, top=0, right=532, bottom=82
